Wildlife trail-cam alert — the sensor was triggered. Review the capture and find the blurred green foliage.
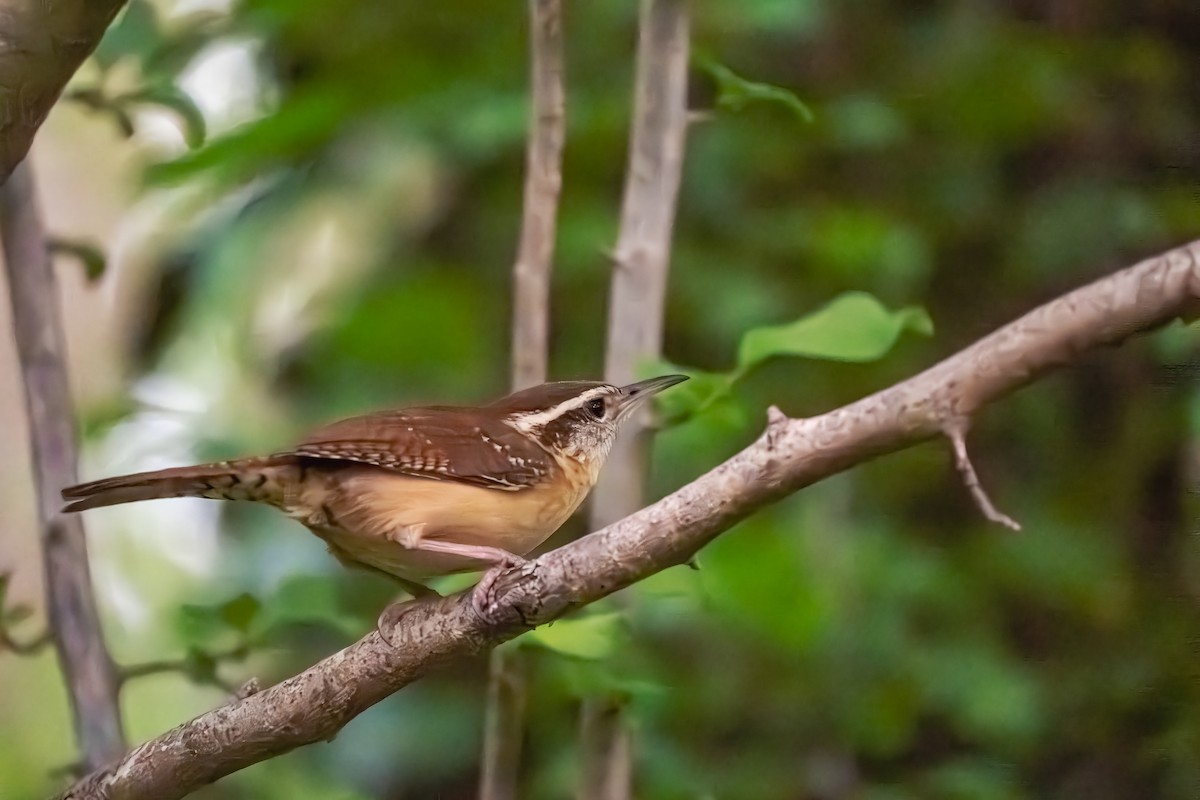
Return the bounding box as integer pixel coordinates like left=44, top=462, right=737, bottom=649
left=8, top=0, right=1200, bottom=798
left=653, top=292, right=932, bottom=421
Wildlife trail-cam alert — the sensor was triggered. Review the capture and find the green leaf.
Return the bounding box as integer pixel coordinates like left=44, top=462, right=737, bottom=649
left=1, top=603, right=32, bottom=626
left=700, top=59, right=814, bottom=123
left=641, top=362, right=734, bottom=422
left=825, top=94, right=909, bottom=150
left=93, top=0, right=161, bottom=71
left=0, top=572, right=29, bottom=627
left=524, top=612, right=623, bottom=661
left=921, top=759, right=1017, bottom=800
left=145, top=88, right=351, bottom=185
left=255, top=574, right=362, bottom=638
left=182, top=646, right=220, bottom=685
left=123, top=85, right=207, bottom=148
left=737, top=292, right=933, bottom=368
left=913, top=643, right=1042, bottom=745
left=218, top=592, right=261, bottom=633
left=177, top=604, right=223, bottom=644
left=646, top=294, right=931, bottom=427
left=703, top=516, right=828, bottom=654
left=557, top=661, right=668, bottom=700
left=63, top=87, right=137, bottom=139
left=48, top=237, right=107, bottom=281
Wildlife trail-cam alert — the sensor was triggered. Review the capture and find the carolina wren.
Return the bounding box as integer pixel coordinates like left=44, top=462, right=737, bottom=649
left=62, top=375, right=686, bottom=617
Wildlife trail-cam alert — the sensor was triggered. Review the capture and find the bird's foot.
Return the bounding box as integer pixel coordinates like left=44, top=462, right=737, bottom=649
left=376, top=584, right=441, bottom=647
left=470, top=554, right=530, bottom=623
left=393, top=537, right=528, bottom=623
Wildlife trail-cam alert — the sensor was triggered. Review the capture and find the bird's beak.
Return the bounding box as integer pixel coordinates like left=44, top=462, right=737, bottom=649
left=615, top=374, right=689, bottom=420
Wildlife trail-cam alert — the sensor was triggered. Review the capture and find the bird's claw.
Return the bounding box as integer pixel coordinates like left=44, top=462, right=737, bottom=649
left=377, top=598, right=432, bottom=647
left=470, top=555, right=530, bottom=622
left=377, top=555, right=530, bottom=640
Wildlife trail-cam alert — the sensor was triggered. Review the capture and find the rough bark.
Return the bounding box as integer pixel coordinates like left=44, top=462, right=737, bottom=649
left=58, top=239, right=1200, bottom=800
left=0, top=0, right=127, bottom=183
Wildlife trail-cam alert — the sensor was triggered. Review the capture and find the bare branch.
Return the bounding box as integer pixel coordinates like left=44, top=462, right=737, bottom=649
left=578, top=698, right=634, bottom=800
left=0, top=1, right=127, bottom=182
left=483, top=1, right=566, bottom=796
left=593, top=0, right=691, bottom=527
left=582, top=1, right=690, bottom=792
left=594, top=0, right=690, bottom=520
left=480, top=646, right=529, bottom=800
left=56, top=243, right=1200, bottom=800
left=946, top=422, right=1022, bottom=530
left=509, top=0, right=566, bottom=394
left=119, top=645, right=250, bottom=693
left=1, top=161, right=126, bottom=769
left=119, top=660, right=231, bottom=691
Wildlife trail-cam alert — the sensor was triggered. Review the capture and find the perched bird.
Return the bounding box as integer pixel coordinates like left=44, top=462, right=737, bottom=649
left=62, top=376, right=687, bottom=619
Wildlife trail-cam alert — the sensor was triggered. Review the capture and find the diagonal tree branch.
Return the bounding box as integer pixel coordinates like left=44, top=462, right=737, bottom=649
left=1, top=161, right=126, bottom=769
left=481, top=1, right=566, bottom=798
left=59, top=240, right=1200, bottom=800
left=0, top=1, right=127, bottom=183
left=583, top=0, right=690, bottom=795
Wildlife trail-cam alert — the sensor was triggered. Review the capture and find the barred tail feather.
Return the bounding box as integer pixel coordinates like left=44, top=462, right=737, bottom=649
left=61, top=456, right=297, bottom=513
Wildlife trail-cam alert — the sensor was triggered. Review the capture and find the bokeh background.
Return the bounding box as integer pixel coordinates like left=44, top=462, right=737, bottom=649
left=3, top=1, right=1200, bottom=798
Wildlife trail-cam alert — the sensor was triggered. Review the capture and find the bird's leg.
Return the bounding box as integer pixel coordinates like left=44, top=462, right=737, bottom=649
left=411, top=538, right=528, bottom=620
left=376, top=590, right=440, bottom=647
left=326, top=541, right=441, bottom=598
left=387, top=524, right=527, bottom=621
left=375, top=572, right=444, bottom=647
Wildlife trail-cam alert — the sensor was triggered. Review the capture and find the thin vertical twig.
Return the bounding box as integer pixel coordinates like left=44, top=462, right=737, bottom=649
left=581, top=1, right=691, bottom=798
left=509, top=0, right=566, bottom=393
left=479, top=644, right=529, bottom=800
left=592, top=0, right=691, bottom=525
left=480, top=1, right=566, bottom=798
left=0, top=161, right=126, bottom=768
left=578, top=700, right=634, bottom=800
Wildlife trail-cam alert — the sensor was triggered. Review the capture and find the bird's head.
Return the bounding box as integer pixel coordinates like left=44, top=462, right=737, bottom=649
left=496, top=374, right=688, bottom=471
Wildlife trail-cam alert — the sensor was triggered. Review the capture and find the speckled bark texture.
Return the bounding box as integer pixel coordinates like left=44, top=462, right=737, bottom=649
left=0, top=0, right=126, bottom=182
left=60, top=239, right=1200, bottom=800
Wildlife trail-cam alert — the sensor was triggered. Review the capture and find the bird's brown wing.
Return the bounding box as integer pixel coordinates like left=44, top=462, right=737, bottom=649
left=283, top=408, right=555, bottom=490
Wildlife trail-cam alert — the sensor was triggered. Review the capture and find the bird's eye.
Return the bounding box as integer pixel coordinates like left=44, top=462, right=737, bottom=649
left=587, top=398, right=606, bottom=419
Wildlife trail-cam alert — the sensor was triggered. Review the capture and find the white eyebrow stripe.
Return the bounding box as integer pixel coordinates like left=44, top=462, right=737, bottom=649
left=505, top=387, right=611, bottom=432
